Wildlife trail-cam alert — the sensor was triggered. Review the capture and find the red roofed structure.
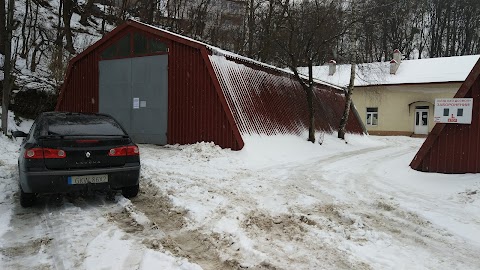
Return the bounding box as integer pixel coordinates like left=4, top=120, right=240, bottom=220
left=56, top=20, right=364, bottom=150
left=410, top=58, right=480, bottom=173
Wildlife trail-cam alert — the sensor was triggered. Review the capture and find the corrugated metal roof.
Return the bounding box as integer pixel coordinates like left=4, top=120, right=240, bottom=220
left=210, top=55, right=363, bottom=136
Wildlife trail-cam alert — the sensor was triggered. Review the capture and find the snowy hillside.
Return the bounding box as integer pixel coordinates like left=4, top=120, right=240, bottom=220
left=9, top=0, right=114, bottom=92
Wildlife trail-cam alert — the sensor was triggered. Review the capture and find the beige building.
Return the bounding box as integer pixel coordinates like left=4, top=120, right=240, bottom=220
left=304, top=53, right=480, bottom=136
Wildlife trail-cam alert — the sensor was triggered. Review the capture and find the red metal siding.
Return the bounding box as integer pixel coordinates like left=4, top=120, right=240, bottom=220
left=411, top=60, right=480, bottom=173
left=210, top=55, right=363, bottom=136
left=57, top=25, right=242, bottom=149
left=167, top=42, right=242, bottom=149
left=56, top=20, right=362, bottom=151
left=57, top=52, right=99, bottom=113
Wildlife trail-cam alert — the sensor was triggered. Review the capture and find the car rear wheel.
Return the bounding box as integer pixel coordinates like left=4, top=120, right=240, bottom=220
left=20, top=186, right=36, bottom=208
left=122, top=184, right=139, bottom=198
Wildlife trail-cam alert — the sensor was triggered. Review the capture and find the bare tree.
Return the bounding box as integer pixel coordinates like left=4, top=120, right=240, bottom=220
left=338, top=3, right=360, bottom=140
left=246, top=0, right=264, bottom=58
left=186, top=0, right=211, bottom=38
left=277, top=0, right=347, bottom=143
left=338, top=56, right=356, bottom=140
left=143, top=0, right=157, bottom=24
left=257, top=0, right=282, bottom=63
left=80, top=0, right=95, bottom=26
left=2, top=0, right=15, bottom=134
left=62, top=0, right=76, bottom=54
left=0, top=0, right=5, bottom=55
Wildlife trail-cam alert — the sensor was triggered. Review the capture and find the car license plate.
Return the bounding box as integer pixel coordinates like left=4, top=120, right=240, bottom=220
left=68, top=174, right=108, bottom=185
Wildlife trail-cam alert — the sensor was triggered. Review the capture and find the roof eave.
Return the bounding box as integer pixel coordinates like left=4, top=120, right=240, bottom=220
left=355, top=80, right=466, bottom=87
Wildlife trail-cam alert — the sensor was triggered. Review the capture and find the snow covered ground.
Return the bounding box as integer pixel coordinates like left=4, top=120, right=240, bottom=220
left=0, top=118, right=479, bottom=269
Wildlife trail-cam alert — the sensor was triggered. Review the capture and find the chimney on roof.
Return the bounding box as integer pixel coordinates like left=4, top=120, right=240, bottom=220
left=390, top=59, right=399, bottom=74
left=393, top=49, right=402, bottom=63
left=390, top=49, right=402, bottom=74
left=328, top=60, right=336, bottom=76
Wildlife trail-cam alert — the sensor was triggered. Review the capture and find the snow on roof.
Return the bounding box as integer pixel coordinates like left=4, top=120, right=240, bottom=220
left=300, top=55, right=480, bottom=87
left=132, top=19, right=342, bottom=90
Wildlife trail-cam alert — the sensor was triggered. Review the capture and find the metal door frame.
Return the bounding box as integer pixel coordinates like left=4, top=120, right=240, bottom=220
left=98, top=55, right=168, bottom=144
left=414, top=108, right=429, bottom=134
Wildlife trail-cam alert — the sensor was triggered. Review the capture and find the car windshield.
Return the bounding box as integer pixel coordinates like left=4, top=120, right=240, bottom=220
left=45, top=114, right=126, bottom=136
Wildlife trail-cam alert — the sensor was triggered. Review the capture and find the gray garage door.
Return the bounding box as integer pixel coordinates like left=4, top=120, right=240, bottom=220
left=99, top=55, right=168, bottom=144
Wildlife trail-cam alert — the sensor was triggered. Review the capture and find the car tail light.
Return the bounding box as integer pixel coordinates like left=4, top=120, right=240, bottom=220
left=126, top=145, right=140, bottom=156
left=108, top=146, right=139, bottom=157
left=25, top=148, right=67, bottom=159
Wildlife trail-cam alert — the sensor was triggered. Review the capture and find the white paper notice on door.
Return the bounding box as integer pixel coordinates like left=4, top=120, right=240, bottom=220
left=133, top=98, right=140, bottom=109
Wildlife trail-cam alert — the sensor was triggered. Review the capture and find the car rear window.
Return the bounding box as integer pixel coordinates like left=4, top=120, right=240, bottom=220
left=45, top=114, right=126, bottom=136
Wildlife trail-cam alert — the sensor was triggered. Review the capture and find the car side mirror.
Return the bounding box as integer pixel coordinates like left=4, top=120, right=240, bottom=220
left=12, top=131, right=28, bottom=138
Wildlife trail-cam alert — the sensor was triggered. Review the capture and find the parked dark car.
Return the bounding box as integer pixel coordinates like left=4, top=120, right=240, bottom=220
left=13, top=112, right=140, bottom=207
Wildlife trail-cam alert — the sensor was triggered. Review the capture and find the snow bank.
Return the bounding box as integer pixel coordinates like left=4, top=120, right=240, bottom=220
left=0, top=107, right=34, bottom=135
left=240, top=133, right=384, bottom=169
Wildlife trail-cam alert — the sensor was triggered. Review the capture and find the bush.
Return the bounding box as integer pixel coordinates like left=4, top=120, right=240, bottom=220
left=9, top=89, right=57, bottom=119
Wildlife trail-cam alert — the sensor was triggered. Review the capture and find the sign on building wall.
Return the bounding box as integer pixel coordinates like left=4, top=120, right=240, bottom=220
left=434, top=98, right=473, bottom=124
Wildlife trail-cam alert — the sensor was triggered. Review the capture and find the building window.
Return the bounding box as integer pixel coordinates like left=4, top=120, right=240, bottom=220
left=116, top=34, right=131, bottom=58
left=443, top=108, right=449, bottom=116
left=100, top=32, right=168, bottom=60
left=149, top=39, right=168, bottom=53
left=134, top=32, right=148, bottom=55
left=457, top=108, right=464, bottom=117
left=366, top=107, right=378, bottom=125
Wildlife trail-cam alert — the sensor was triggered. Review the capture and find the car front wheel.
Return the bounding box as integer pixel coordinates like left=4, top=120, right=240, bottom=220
left=20, top=186, right=36, bottom=208
left=122, top=184, right=139, bottom=198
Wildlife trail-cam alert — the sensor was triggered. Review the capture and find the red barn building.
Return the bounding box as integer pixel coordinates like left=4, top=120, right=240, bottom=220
left=411, top=58, right=480, bottom=173
left=56, top=20, right=364, bottom=150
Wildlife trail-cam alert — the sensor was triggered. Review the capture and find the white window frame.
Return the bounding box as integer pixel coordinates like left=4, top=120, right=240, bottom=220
left=366, top=107, right=378, bottom=126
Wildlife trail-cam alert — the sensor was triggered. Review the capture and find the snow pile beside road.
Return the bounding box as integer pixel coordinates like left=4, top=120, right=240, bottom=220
left=0, top=107, right=34, bottom=135
left=0, top=109, right=33, bottom=240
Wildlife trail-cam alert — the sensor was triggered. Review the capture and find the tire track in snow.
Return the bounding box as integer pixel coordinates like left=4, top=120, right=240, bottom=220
left=135, top=145, right=389, bottom=269
left=270, top=138, right=480, bottom=269
left=114, top=179, right=243, bottom=270
left=134, top=140, right=480, bottom=269
left=0, top=163, right=57, bottom=270
left=2, top=190, right=131, bottom=269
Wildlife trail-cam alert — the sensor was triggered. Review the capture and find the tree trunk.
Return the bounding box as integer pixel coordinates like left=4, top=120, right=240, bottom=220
left=80, top=0, right=95, bottom=26
left=31, top=38, right=45, bottom=72
left=247, top=0, right=255, bottom=58
left=20, top=0, right=29, bottom=58
left=63, top=0, right=76, bottom=54
left=0, top=0, right=5, bottom=55
left=55, top=0, right=63, bottom=46
left=147, top=0, right=155, bottom=24
left=338, top=61, right=355, bottom=140
left=2, top=0, right=15, bottom=135
left=307, top=58, right=315, bottom=143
